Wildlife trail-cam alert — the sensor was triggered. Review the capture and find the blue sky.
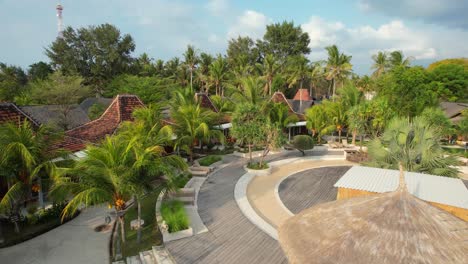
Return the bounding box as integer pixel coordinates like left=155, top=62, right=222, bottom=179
left=1, top=0, right=468, bottom=74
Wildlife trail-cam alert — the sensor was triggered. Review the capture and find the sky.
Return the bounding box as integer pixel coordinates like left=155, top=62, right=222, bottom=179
left=1, top=0, right=468, bottom=74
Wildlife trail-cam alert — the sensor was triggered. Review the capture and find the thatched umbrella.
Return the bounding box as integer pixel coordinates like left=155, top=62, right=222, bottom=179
left=278, top=164, right=468, bottom=264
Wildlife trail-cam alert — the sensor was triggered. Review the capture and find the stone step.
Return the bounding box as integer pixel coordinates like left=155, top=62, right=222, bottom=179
left=175, top=196, right=195, bottom=205
left=140, top=250, right=156, bottom=264
left=152, top=246, right=176, bottom=264
left=126, top=255, right=142, bottom=264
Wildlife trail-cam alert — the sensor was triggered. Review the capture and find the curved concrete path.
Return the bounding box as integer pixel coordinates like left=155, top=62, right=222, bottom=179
left=165, top=154, right=294, bottom=264
left=247, top=159, right=353, bottom=228
left=0, top=206, right=112, bottom=264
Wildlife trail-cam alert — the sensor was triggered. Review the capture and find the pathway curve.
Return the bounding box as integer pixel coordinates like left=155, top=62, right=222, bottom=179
left=166, top=154, right=291, bottom=264
left=278, top=166, right=351, bottom=214
left=247, top=159, right=353, bottom=227
left=0, top=205, right=112, bottom=264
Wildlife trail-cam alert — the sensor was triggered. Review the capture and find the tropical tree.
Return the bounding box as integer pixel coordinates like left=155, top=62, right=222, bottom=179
left=366, top=116, right=459, bottom=177
left=233, top=76, right=266, bottom=105
left=371, top=51, right=390, bottom=77
left=183, top=45, right=199, bottom=91
left=287, top=55, right=309, bottom=90
left=389, top=50, right=412, bottom=68
left=309, top=62, right=324, bottom=98
left=196, top=53, right=214, bottom=92
left=347, top=102, right=370, bottom=148
left=257, top=54, right=281, bottom=95
left=0, top=122, right=63, bottom=232
left=420, top=107, right=453, bottom=138
left=323, top=100, right=347, bottom=141
left=208, top=55, right=229, bottom=96
left=305, top=104, right=328, bottom=144
left=324, top=45, right=352, bottom=99
left=268, top=102, right=299, bottom=129
left=170, top=104, right=224, bottom=162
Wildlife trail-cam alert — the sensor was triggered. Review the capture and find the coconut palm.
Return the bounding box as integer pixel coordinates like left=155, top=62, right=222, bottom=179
left=208, top=55, right=229, bottom=96
left=287, top=55, right=309, bottom=90
left=257, top=54, right=281, bottom=95
left=366, top=116, right=459, bottom=177
left=389, top=50, right=412, bottom=68
left=268, top=102, right=299, bottom=129
left=371, top=51, right=389, bottom=77
left=323, top=100, right=347, bottom=142
left=233, top=76, right=266, bottom=106
left=196, top=53, right=213, bottom=92
left=305, top=105, right=328, bottom=144
left=170, top=104, right=224, bottom=162
left=324, top=45, right=352, bottom=99
left=347, top=102, right=370, bottom=148
left=0, top=122, right=63, bottom=233
left=309, top=62, right=324, bottom=98
left=183, top=45, right=199, bottom=91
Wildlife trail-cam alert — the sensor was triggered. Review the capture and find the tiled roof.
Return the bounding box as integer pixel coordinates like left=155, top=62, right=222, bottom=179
left=270, top=92, right=307, bottom=121
left=293, top=89, right=312, bottom=101
left=56, top=95, right=144, bottom=152
left=195, top=93, right=218, bottom=113
left=334, top=166, right=468, bottom=209
left=287, top=100, right=314, bottom=115
left=0, top=102, right=39, bottom=127
left=20, top=105, right=90, bottom=130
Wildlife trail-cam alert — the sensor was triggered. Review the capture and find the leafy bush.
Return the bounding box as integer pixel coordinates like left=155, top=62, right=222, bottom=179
left=247, top=162, right=269, bottom=170
left=160, top=200, right=189, bottom=233
left=292, top=135, right=314, bottom=156
left=173, top=172, right=192, bottom=188
left=198, top=155, right=222, bottom=166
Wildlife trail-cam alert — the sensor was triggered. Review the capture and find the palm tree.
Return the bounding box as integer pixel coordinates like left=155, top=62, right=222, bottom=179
left=323, top=100, right=347, bottom=142
left=325, top=45, right=352, bottom=99
left=257, top=54, right=281, bottom=95
left=366, top=116, right=459, bottom=177
left=0, top=122, right=62, bottom=233
left=347, top=102, right=370, bottom=148
left=50, top=136, right=135, bottom=242
left=287, top=55, right=309, bottom=90
left=305, top=104, right=328, bottom=144
left=183, top=45, right=199, bottom=91
left=268, top=102, right=299, bottom=129
left=196, top=53, right=213, bottom=92
left=309, top=62, right=324, bottom=98
left=233, top=76, right=265, bottom=105
left=208, top=55, right=229, bottom=96
left=389, top=50, right=412, bottom=68
left=170, top=104, right=224, bottom=162
left=371, top=51, right=389, bottom=77
left=338, top=84, right=364, bottom=143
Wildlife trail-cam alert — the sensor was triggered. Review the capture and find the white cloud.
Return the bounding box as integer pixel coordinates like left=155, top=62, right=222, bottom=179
left=227, top=10, right=270, bottom=40
left=206, top=0, right=229, bottom=16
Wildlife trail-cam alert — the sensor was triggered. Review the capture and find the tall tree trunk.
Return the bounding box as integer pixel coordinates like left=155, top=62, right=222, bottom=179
left=190, top=69, right=193, bottom=91
left=360, top=135, right=364, bottom=151
left=332, top=78, right=336, bottom=101
left=136, top=196, right=142, bottom=244
left=248, top=144, right=252, bottom=164
left=269, top=78, right=272, bottom=95
left=119, top=216, right=126, bottom=243
left=352, top=129, right=357, bottom=145
left=259, top=147, right=270, bottom=167
left=338, top=129, right=342, bottom=142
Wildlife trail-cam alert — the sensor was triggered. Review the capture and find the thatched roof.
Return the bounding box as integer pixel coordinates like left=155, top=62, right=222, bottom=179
left=278, top=167, right=468, bottom=264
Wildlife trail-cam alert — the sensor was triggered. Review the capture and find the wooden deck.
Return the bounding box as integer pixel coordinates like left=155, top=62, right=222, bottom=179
left=166, top=155, right=288, bottom=264
left=278, top=166, right=351, bottom=214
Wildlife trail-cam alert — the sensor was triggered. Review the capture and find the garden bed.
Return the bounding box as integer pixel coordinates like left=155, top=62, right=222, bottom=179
left=243, top=162, right=272, bottom=176
left=120, top=191, right=162, bottom=259
left=197, top=155, right=222, bottom=166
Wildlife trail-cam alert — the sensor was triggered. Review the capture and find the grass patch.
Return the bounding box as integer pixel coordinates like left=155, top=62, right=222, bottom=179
left=160, top=200, right=189, bottom=233
left=173, top=173, right=192, bottom=188
left=443, top=147, right=468, bottom=158
left=247, top=162, right=269, bottom=170
left=198, top=155, right=222, bottom=166
left=121, top=191, right=162, bottom=259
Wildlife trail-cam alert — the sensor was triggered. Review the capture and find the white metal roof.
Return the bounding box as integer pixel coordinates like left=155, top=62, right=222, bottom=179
left=287, top=121, right=307, bottom=127
left=214, top=123, right=232, bottom=130
left=334, top=166, right=468, bottom=209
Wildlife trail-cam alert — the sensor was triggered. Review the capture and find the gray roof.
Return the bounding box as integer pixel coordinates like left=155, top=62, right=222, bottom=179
left=440, top=102, right=468, bottom=119
left=334, top=166, right=468, bottom=209
left=79, top=97, right=113, bottom=114
left=20, top=105, right=90, bottom=130
left=287, top=99, right=314, bottom=114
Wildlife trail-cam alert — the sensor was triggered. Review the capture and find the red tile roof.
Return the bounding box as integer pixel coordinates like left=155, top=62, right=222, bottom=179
left=0, top=103, right=39, bottom=127
left=56, top=95, right=144, bottom=152
left=293, top=89, right=312, bottom=101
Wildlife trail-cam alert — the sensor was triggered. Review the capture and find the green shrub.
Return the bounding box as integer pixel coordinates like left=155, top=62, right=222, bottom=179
left=292, top=135, right=314, bottom=156
left=160, top=200, right=190, bottom=233
left=198, top=155, right=222, bottom=166
left=173, top=172, right=192, bottom=188
left=247, top=162, right=269, bottom=170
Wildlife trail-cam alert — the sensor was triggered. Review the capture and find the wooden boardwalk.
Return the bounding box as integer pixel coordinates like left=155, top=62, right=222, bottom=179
left=166, top=155, right=288, bottom=264
left=278, top=166, right=351, bottom=214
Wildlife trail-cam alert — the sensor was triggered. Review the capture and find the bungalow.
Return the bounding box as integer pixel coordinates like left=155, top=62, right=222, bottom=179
left=270, top=89, right=314, bottom=140
left=334, top=166, right=468, bottom=221
left=440, top=101, right=468, bottom=124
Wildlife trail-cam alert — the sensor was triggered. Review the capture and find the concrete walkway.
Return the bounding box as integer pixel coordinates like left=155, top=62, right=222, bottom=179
left=0, top=206, right=112, bottom=264
left=247, top=159, right=353, bottom=228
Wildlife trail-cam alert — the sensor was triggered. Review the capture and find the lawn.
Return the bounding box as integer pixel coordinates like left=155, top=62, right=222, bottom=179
left=198, top=155, right=222, bottom=166
left=121, top=191, right=162, bottom=259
